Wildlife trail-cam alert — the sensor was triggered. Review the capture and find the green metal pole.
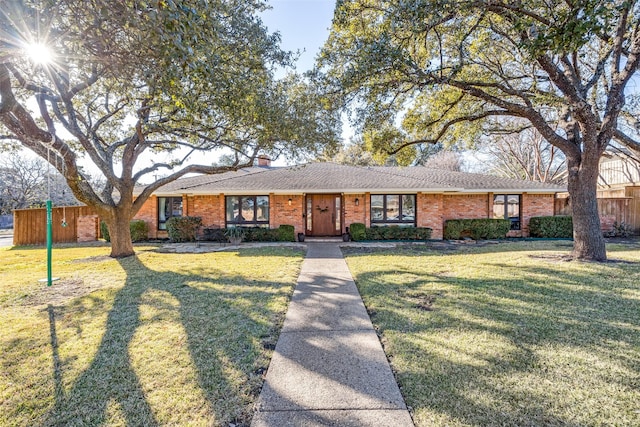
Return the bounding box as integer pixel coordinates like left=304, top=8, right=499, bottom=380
left=46, top=200, right=52, bottom=286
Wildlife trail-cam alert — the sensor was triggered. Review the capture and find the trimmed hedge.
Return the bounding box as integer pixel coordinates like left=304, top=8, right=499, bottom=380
left=196, top=226, right=296, bottom=243
left=349, top=223, right=366, bottom=241
left=444, top=218, right=511, bottom=240
left=242, top=227, right=280, bottom=242
left=199, top=227, right=227, bottom=242
left=366, top=226, right=432, bottom=240
left=166, top=216, right=202, bottom=242
left=529, top=215, right=573, bottom=238
left=278, top=224, right=295, bottom=242
left=100, top=220, right=149, bottom=242
left=349, top=223, right=432, bottom=241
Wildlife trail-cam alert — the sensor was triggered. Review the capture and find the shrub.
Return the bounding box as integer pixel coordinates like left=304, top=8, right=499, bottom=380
left=278, top=224, right=295, bottom=242
left=166, top=216, right=202, bottom=242
left=243, top=227, right=280, bottom=242
left=529, top=216, right=573, bottom=238
left=100, top=221, right=110, bottom=242
left=366, top=226, right=432, bottom=240
left=130, top=220, right=149, bottom=242
left=444, top=219, right=511, bottom=240
left=349, top=223, right=366, bottom=241
left=200, top=227, right=227, bottom=242
left=224, top=227, right=245, bottom=243
left=100, top=220, right=149, bottom=242
left=604, top=221, right=632, bottom=238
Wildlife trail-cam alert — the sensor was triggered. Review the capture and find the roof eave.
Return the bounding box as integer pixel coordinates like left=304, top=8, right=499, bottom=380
left=175, top=188, right=460, bottom=195
left=456, top=189, right=565, bottom=194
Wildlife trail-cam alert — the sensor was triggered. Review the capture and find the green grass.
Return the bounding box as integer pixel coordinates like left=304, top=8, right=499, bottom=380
left=0, top=243, right=303, bottom=426
left=344, top=240, right=640, bottom=427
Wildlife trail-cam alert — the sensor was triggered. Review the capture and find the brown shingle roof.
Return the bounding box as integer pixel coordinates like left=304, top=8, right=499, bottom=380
left=149, top=167, right=267, bottom=195
left=375, top=167, right=566, bottom=191
left=151, top=162, right=565, bottom=195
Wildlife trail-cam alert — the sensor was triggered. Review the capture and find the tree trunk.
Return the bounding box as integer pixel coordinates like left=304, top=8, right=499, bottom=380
left=106, top=209, right=135, bottom=258
left=567, top=156, right=607, bottom=261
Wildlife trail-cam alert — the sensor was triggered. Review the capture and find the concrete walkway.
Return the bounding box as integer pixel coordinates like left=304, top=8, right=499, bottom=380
left=252, top=243, right=414, bottom=427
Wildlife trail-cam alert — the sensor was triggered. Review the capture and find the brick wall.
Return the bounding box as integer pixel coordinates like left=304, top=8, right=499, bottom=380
left=443, top=194, right=489, bottom=220
left=417, top=193, right=444, bottom=239
left=134, top=195, right=158, bottom=238
left=271, top=194, right=304, bottom=235
left=77, top=215, right=98, bottom=242
left=344, top=193, right=367, bottom=231
left=600, top=214, right=616, bottom=234
left=191, top=195, right=225, bottom=228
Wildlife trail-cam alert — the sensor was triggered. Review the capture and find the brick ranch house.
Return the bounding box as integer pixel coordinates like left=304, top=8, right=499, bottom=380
left=133, top=160, right=565, bottom=240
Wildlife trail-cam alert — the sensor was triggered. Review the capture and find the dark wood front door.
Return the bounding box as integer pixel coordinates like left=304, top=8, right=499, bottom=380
left=306, top=194, right=342, bottom=236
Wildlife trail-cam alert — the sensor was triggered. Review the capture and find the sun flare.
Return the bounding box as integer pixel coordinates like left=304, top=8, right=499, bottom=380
left=25, top=42, right=53, bottom=65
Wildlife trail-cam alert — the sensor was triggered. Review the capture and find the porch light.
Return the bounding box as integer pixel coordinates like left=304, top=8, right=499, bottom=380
left=288, top=198, right=292, bottom=206
left=355, top=198, right=359, bottom=206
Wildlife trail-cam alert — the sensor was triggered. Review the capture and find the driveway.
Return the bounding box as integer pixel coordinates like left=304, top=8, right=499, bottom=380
left=0, top=231, right=13, bottom=248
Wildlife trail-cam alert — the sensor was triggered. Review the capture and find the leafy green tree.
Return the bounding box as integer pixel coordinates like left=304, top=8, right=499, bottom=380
left=320, top=0, right=640, bottom=260
left=0, top=0, right=338, bottom=257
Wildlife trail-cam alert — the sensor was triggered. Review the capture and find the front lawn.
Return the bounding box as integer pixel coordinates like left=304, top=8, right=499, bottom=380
left=344, top=240, right=640, bottom=427
left=0, top=244, right=303, bottom=426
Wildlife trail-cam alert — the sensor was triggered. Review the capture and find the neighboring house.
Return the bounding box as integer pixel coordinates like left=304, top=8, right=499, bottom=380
left=598, top=149, right=640, bottom=196
left=133, top=160, right=564, bottom=240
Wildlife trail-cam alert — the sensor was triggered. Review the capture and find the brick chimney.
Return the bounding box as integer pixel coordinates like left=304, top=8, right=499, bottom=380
left=257, top=155, right=271, bottom=167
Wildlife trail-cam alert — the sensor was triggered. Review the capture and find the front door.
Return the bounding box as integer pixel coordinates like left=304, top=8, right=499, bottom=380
left=306, top=194, right=342, bottom=236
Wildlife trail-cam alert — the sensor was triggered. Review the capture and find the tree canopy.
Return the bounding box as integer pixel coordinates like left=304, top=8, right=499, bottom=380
left=320, top=0, right=640, bottom=260
left=479, top=130, right=567, bottom=184
left=0, top=0, right=339, bottom=256
left=0, top=151, right=78, bottom=214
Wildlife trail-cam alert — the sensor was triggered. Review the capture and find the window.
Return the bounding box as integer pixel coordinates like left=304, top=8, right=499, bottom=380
left=158, top=197, right=183, bottom=230
left=370, top=194, right=416, bottom=226
left=306, top=197, right=313, bottom=231
left=226, top=196, right=269, bottom=227
left=493, top=194, right=521, bottom=230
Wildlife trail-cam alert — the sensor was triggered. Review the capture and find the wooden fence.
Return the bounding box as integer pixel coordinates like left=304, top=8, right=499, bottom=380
left=13, top=206, right=98, bottom=245
left=555, top=196, right=639, bottom=233
left=623, top=186, right=640, bottom=233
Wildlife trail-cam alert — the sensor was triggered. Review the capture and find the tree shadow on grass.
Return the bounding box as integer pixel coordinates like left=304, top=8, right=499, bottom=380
left=42, top=252, right=297, bottom=426
left=348, top=251, right=640, bottom=426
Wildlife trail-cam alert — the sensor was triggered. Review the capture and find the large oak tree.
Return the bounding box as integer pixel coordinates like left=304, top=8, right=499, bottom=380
left=0, top=0, right=339, bottom=257
left=320, top=0, right=640, bottom=260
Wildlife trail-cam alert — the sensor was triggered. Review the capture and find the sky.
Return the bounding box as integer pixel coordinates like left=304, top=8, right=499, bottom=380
left=260, top=0, right=336, bottom=74
left=262, top=0, right=353, bottom=163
